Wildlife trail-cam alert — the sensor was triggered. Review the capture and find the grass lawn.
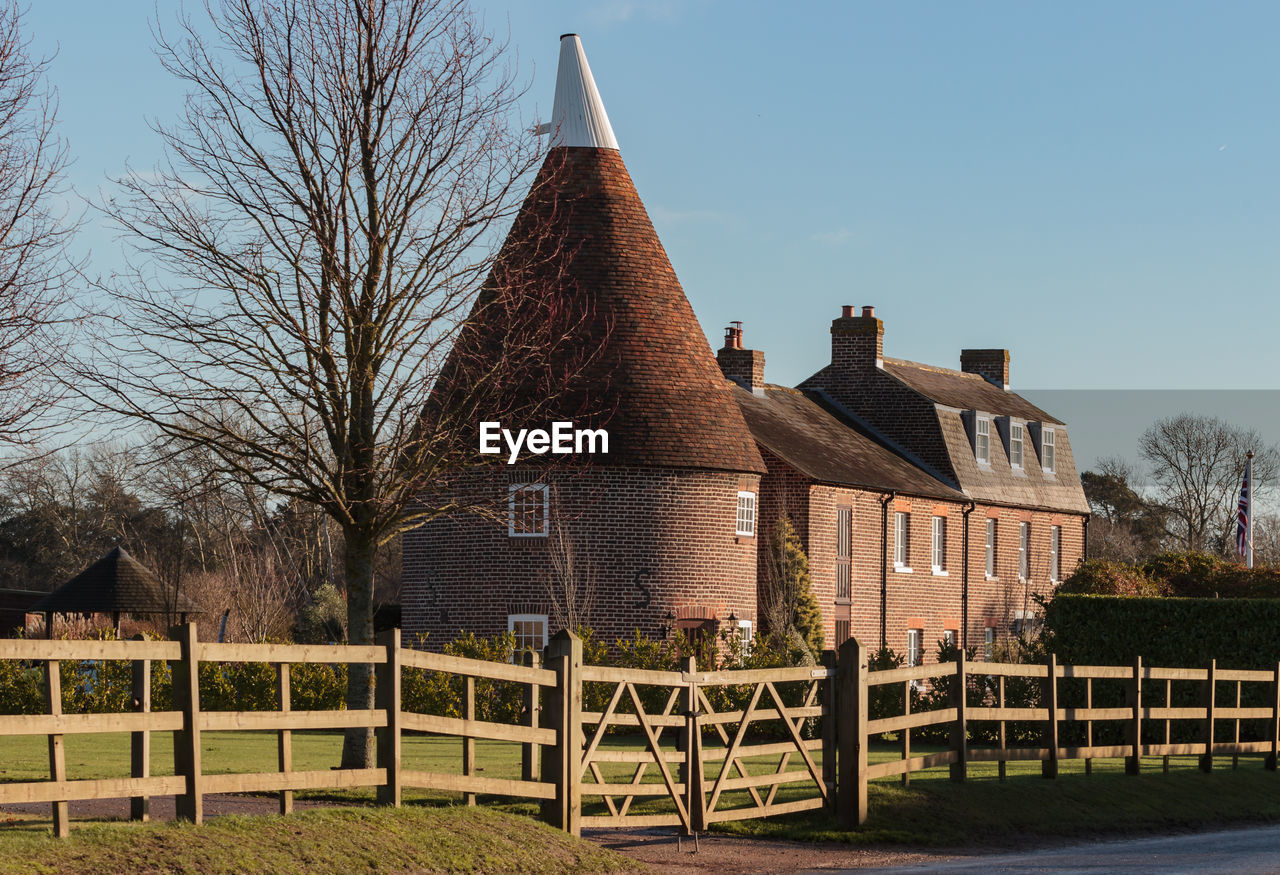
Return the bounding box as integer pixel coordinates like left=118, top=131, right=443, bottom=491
left=718, top=742, right=1280, bottom=847
left=0, top=806, right=641, bottom=874
left=6, top=730, right=1280, bottom=851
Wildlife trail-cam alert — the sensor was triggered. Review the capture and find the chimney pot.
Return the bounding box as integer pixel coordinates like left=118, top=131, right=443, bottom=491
left=717, top=322, right=764, bottom=393
left=862, top=305, right=875, bottom=318
left=841, top=305, right=855, bottom=318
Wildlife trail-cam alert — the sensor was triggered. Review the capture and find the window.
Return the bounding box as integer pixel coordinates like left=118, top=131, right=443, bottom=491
left=942, top=629, right=956, bottom=649
left=736, top=619, right=754, bottom=654
left=931, top=516, right=946, bottom=574
left=975, top=417, right=990, bottom=464
left=985, top=519, right=997, bottom=578
left=894, top=511, right=911, bottom=571
left=835, top=619, right=850, bottom=645
left=1019, top=521, right=1030, bottom=580
left=1042, top=428, right=1056, bottom=474
left=907, top=629, right=922, bottom=667
left=1010, top=422, right=1024, bottom=469
left=835, top=507, right=852, bottom=599
left=736, top=491, right=757, bottom=536
left=1050, top=525, right=1061, bottom=582
left=508, top=483, right=548, bottom=537
left=508, top=614, right=548, bottom=653
left=984, top=627, right=995, bottom=661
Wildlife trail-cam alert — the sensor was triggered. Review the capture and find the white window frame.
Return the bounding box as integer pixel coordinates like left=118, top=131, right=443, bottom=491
left=1009, top=422, right=1024, bottom=469
left=737, top=619, right=753, bottom=654
left=507, top=613, right=549, bottom=655
left=1042, top=428, right=1056, bottom=474
left=508, top=483, right=549, bottom=538
left=984, top=627, right=995, bottom=661
left=894, top=511, right=911, bottom=572
left=1050, top=525, right=1061, bottom=582
left=907, top=628, right=922, bottom=667
left=975, top=417, right=990, bottom=465
left=985, top=518, right=997, bottom=579
left=1019, top=521, right=1030, bottom=581
left=736, top=491, right=757, bottom=537
left=942, top=629, right=956, bottom=649
left=931, top=515, right=947, bottom=575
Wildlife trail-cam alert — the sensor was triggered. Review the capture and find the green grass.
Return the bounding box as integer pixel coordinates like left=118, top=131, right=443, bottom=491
left=717, top=742, right=1280, bottom=847
left=0, top=806, right=642, bottom=874
left=8, top=731, right=1280, bottom=852
left=0, top=730, right=536, bottom=806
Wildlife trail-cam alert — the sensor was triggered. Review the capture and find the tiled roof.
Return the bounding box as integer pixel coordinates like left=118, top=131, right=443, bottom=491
left=32, top=547, right=201, bottom=615
left=734, top=385, right=965, bottom=500
left=883, top=359, right=1062, bottom=424
left=435, top=146, right=765, bottom=475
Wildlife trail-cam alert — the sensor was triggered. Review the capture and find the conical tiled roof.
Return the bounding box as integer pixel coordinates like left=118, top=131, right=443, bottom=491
left=32, top=547, right=201, bottom=616
left=435, top=37, right=763, bottom=475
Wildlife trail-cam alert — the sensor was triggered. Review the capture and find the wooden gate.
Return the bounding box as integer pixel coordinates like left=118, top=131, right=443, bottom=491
left=575, top=655, right=835, bottom=833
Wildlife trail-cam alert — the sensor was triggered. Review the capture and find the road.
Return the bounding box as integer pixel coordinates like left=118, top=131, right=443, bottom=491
left=844, top=825, right=1280, bottom=874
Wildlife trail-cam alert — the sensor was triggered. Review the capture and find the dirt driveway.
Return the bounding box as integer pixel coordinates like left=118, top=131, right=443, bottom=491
left=582, top=827, right=961, bottom=873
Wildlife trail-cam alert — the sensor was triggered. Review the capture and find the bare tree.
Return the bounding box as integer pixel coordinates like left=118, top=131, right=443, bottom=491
left=543, top=489, right=597, bottom=634
left=77, top=0, right=601, bottom=767
left=0, top=0, right=75, bottom=446
left=1138, top=414, right=1278, bottom=554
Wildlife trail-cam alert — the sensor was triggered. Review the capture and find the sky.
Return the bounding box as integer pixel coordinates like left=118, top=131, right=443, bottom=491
left=22, top=0, right=1280, bottom=464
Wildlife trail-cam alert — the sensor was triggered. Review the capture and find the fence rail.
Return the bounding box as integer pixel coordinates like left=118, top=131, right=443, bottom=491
left=6, top=630, right=1279, bottom=839
left=836, top=639, right=1280, bottom=827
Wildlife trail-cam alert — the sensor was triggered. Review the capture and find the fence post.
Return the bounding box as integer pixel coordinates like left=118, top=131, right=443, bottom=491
left=1200, top=658, right=1216, bottom=773
left=837, top=638, right=868, bottom=828
left=1125, top=655, right=1142, bottom=775
left=277, top=662, right=293, bottom=814
left=522, top=649, right=542, bottom=783
left=170, top=622, right=203, bottom=824
left=950, top=652, right=967, bottom=783
left=130, top=652, right=151, bottom=822
left=683, top=656, right=706, bottom=835
left=541, top=629, right=582, bottom=836
left=464, top=675, right=476, bottom=806
left=44, top=659, right=68, bottom=838
left=375, top=627, right=402, bottom=807
left=1042, top=653, right=1059, bottom=779
left=821, top=650, right=837, bottom=805
left=1268, top=662, right=1280, bottom=772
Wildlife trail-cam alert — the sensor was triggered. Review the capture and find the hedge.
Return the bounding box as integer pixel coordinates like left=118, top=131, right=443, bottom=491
left=1044, top=593, right=1280, bottom=671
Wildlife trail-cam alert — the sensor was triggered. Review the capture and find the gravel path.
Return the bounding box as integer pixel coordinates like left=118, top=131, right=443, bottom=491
left=582, top=827, right=961, bottom=873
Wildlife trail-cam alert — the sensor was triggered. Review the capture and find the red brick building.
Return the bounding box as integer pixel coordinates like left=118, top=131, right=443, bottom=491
left=401, top=35, right=1088, bottom=663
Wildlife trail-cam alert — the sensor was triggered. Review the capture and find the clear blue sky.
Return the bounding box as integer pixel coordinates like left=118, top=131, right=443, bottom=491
left=27, top=1, right=1280, bottom=393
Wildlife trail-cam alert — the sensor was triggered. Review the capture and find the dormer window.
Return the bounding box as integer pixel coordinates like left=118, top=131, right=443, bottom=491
left=975, top=417, right=990, bottom=465
left=1009, top=422, right=1024, bottom=469
left=1041, top=428, right=1056, bottom=474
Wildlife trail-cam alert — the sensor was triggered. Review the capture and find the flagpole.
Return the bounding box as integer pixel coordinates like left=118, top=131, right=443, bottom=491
left=1247, top=450, right=1254, bottom=569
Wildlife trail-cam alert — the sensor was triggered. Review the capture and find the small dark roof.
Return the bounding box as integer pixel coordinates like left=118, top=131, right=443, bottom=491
left=883, top=359, right=1062, bottom=424
left=734, top=385, right=966, bottom=501
left=32, top=547, right=202, bottom=616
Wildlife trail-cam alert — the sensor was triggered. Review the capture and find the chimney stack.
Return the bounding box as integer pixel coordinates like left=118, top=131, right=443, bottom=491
left=830, top=304, right=883, bottom=374
left=718, top=322, right=765, bottom=394
left=960, top=349, right=1010, bottom=390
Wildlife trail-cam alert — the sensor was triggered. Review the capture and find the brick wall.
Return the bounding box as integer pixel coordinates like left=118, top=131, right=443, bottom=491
left=402, top=465, right=760, bottom=650
left=753, top=453, right=1086, bottom=665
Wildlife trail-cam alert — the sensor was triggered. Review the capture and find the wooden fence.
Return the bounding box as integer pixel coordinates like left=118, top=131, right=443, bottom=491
left=7, top=629, right=1278, bottom=839
left=0, top=626, right=834, bottom=839
left=836, top=639, right=1280, bottom=827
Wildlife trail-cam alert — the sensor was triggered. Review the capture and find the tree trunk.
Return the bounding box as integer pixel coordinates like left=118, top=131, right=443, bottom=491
left=340, top=529, right=377, bottom=768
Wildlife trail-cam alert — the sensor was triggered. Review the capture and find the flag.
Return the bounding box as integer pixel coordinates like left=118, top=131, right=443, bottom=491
left=1237, top=454, right=1252, bottom=565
